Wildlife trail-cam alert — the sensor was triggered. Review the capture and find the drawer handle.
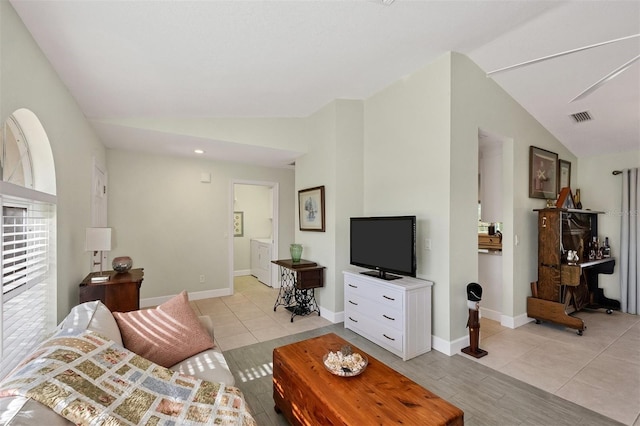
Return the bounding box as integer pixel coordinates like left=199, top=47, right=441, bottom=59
left=383, top=314, right=395, bottom=321
left=383, top=334, right=395, bottom=341
left=348, top=284, right=358, bottom=288
left=383, top=295, right=395, bottom=301
left=348, top=300, right=358, bottom=306
left=348, top=316, right=358, bottom=323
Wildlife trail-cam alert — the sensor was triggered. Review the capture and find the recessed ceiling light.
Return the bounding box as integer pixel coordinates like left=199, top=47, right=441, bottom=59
left=194, top=149, right=205, bottom=154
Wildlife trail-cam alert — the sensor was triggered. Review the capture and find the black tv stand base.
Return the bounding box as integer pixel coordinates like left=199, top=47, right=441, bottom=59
left=361, top=270, right=402, bottom=281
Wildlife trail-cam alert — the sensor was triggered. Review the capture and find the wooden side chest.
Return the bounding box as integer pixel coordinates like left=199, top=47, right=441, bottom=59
left=79, top=268, right=144, bottom=312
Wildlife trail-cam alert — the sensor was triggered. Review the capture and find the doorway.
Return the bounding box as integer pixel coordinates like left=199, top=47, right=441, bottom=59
left=478, top=128, right=505, bottom=322
left=228, top=180, right=279, bottom=294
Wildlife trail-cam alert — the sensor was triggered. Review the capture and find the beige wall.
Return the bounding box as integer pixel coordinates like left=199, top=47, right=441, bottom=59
left=449, top=52, right=577, bottom=338
left=333, top=100, right=364, bottom=312
left=1, top=0, right=107, bottom=322
left=4, top=0, right=627, bottom=349
left=578, top=150, right=640, bottom=301
left=295, top=99, right=364, bottom=315
left=364, top=54, right=454, bottom=338
left=106, top=149, right=294, bottom=299
left=363, top=52, right=577, bottom=345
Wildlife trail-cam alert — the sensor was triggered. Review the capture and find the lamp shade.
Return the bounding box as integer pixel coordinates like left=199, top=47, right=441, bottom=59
left=85, top=227, right=112, bottom=251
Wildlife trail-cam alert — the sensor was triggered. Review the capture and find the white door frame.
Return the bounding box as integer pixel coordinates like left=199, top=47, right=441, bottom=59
left=228, top=179, right=279, bottom=295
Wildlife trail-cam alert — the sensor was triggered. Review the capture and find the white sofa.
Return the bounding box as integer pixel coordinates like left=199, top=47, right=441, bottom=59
left=0, top=300, right=235, bottom=425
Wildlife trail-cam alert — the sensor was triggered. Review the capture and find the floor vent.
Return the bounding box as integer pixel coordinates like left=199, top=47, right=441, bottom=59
left=570, top=111, right=592, bottom=123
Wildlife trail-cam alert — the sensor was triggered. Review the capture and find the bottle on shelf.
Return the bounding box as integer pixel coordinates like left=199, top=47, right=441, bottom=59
left=603, top=237, right=611, bottom=258
left=589, top=236, right=598, bottom=260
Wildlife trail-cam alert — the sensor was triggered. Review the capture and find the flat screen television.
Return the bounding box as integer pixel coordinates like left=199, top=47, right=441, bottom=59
left=350, top=216, right=416, bottom=280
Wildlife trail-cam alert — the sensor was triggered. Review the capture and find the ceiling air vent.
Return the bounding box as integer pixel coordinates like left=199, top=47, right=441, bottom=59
left=570, top=111, right=592, bottom=123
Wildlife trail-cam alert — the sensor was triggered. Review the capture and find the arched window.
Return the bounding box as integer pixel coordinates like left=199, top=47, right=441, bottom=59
left=1, top=114, right=34, bottom=188
left=0, top=109, right=57, bottom=379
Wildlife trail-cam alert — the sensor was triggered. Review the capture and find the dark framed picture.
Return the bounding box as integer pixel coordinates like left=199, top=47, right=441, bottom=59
left=558, top=159, right=571, bottom=193
left=298, top=186, right=325, bottom=232
left=529, top=146, right=558, bottom=199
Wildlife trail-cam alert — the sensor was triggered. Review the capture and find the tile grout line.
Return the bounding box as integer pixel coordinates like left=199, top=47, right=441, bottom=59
left=554, top=313, right=640, bottom=407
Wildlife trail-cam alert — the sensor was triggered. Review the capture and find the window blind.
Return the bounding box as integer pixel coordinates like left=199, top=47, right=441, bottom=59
left=0, top=199, right=56, bottom=379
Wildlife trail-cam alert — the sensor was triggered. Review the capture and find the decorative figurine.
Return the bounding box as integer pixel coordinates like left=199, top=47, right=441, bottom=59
left=567, top=250, right=579, bottom=264
left=461, top=282, right=488, bottom=358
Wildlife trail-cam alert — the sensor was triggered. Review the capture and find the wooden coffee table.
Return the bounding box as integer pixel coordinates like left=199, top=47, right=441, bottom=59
left=273, top=333, right=464, bottom=425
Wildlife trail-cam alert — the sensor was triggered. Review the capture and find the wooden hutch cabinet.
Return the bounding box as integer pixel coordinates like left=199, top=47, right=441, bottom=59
left=528, top=208, right=618, bottom=335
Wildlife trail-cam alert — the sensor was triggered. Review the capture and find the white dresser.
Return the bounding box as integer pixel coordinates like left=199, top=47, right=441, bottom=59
left=343, top=270, right=432, bottom=361
left=250, top=238, right=272, bottom=286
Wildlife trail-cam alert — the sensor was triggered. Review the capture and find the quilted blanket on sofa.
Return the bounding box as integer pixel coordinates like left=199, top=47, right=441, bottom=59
left=0, top=330, right=256, bottom=426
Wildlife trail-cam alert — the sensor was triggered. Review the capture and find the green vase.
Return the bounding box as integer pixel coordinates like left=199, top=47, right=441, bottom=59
left=290, top=244, right=303, bottom=262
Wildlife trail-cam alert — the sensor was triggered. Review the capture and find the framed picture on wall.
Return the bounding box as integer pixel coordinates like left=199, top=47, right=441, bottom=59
left=529, top=146, right=558, bottom=199
left=298, top=186, right=325, bottom=232
left=558, top=159, right=571, bottom=193
left=233, top=211, right=244, bottom=237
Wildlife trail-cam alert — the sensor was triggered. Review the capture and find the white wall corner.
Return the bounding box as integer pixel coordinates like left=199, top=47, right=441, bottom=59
left=503, top=313, right=535, bottom=329
left=479, top=307, right=501, bottom=322
left=432, top=334, right=470, bottom=356
left=320, top=307, right=343, bottom=324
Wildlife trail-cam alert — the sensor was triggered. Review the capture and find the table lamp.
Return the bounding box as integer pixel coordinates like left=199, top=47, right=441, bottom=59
left=86, top=227, right=112, bottom=281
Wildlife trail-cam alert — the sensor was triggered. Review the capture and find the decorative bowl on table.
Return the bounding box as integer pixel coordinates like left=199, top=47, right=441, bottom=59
left=323, top=345, right=368, bottom=377
left=112, top=256, right=133, bottom=273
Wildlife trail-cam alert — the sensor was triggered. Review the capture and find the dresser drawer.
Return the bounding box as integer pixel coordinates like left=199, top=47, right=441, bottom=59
left=343, top=271, right=432, bottom=361
left=345, top=278, right=404, bottom=311
left=345, top=290, right=403, bottom=331
left=344, top=312, right=403, bottom=353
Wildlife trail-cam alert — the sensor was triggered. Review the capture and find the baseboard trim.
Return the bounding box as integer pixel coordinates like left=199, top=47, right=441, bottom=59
left=506, top=313, right=535, bottom=329
left=234, top=270, right=251, bottom=277
left=321, top=309, right=343, bottom=324
left=479, top=308, right=534, bottom=329
left=479, top=307, right=501, bottom=322
left=432, top=334, right=469, bottom=356
left=432, top=310, right=533, bottom=357
left=140, top=288, right=232, bottom=308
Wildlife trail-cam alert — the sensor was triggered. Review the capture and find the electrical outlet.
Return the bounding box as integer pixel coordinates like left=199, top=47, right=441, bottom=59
left=425, top=238, right=432, bottom=250
left=199, top=275, right=205, bottom=283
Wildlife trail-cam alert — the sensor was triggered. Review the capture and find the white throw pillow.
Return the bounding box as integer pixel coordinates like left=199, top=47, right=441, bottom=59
left=58, top=300, right=123, bottom=346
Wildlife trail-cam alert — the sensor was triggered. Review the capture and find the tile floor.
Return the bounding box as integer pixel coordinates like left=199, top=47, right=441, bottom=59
left=195, top=276, right=639, bottom=425
left=463, top=310, right=640, bottom=425
left=189, top=275, right=332, bottom=352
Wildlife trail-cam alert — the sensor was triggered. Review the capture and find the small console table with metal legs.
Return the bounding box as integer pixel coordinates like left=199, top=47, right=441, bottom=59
left=272, top=259, right=324, bottom=322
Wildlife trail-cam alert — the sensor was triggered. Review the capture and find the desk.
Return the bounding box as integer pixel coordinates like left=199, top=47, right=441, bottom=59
left=272, top=259, right=324, bottom=322
left=79, top=268, right=144, bottom=312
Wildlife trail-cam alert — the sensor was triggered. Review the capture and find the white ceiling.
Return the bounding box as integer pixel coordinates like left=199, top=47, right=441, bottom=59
left=9, top=0, right=640, bottom=167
